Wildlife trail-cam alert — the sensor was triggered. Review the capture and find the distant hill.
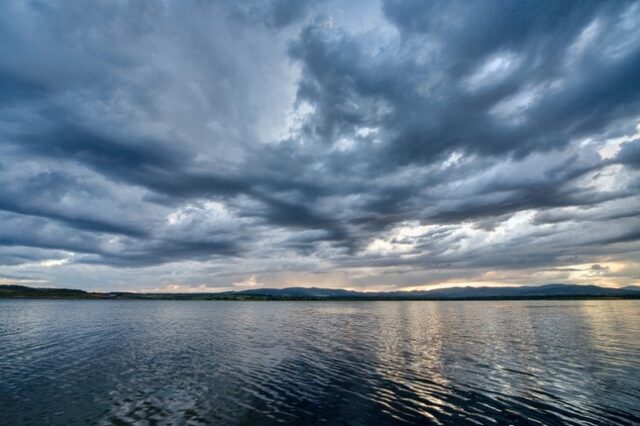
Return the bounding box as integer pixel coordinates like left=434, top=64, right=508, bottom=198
left=228, top=283, right=640, bottom=300
left=2, top=283, right=639, bottom=301
left=381, top=283, right=640, bottom=299
left=232, top=287, right=360, bottom=298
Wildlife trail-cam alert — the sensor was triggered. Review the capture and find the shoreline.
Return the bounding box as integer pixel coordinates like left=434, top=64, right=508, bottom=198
left=2, top=295, right=640, bottom=302
left=3, top=284, right=639, bottom=302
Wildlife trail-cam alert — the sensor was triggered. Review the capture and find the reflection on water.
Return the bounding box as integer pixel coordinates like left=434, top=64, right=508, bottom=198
left=1, top=300, right=639, bottom=425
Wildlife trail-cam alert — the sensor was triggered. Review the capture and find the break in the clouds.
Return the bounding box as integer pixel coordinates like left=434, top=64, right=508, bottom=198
left=1, top=0, right=639, bottom=291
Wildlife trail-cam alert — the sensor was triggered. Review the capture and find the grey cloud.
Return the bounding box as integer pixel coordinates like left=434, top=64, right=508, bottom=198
left=292, top=1, right=640, bottom=166
left=617, top=140, right=640, bottom=169
left=229, top=0, right=322, bottom=28
left=0, top=0, right=639, bottom=289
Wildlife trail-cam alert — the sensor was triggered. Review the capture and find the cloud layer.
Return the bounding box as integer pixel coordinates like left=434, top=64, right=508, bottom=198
left=1, top=0, right=639, bottom=291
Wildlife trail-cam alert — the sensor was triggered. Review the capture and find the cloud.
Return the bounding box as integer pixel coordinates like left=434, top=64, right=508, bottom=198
left=233, top=275, right=261, bottom=288
left=617, top=139, right=640, bottom=169
left=0, top=0, right=639, bottom=290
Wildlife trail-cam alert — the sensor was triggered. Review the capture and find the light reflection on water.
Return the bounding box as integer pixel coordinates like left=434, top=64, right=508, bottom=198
left=1, top=300, right=639, bottom=425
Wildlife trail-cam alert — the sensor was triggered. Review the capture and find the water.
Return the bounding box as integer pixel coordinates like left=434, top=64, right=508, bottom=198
left=1, top=300, right=639, bottom=425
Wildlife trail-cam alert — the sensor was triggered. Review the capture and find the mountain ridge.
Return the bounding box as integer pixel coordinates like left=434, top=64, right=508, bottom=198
left=229, top=283, right=640, bottom=299
left=1, top=283, right=639, bottom=300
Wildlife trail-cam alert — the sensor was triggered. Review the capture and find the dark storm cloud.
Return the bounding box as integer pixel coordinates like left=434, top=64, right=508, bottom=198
left=229, top=0, right=323, bottom=28
left=0, top=170, right=147, bottom=237
left=79, top=239, right=240, bottom=268
left=617, top=140, right=640, bottom=169
left=0, top=0, right=639, bottom=288
left=0, top=245, right=69, bottom=268
left=0, top=211, right=240, bottom=268
left=279, top=0, right=640, bottom=254
left=6, top=115, right=348, bottom=246
left=0, top=70, right=48, bottom=103
left=293, top=0, right=640, bottom=164
left=5, top=108, right=239, bottom=199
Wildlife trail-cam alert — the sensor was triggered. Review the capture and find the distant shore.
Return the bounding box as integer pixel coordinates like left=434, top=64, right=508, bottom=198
left=2, top=284, right=639, bottom=302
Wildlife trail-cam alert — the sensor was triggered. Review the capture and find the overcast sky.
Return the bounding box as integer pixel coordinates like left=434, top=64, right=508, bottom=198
left=1, top=0, right=639, bottom=292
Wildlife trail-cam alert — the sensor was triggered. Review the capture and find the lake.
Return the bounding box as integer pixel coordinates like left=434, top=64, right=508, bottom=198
left=1, top=299, right=639, bottom=425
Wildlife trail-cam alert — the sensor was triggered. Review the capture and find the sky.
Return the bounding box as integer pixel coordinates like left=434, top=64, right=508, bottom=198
left=1, top=0, right=639, bottom=292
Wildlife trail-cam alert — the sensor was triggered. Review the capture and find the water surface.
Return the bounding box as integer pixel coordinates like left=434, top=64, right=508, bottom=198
left=1, top=300, right=639, bottom=425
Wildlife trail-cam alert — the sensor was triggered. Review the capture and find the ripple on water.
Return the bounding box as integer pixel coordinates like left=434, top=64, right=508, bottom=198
left=1, top=299, right=639, bottom=425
